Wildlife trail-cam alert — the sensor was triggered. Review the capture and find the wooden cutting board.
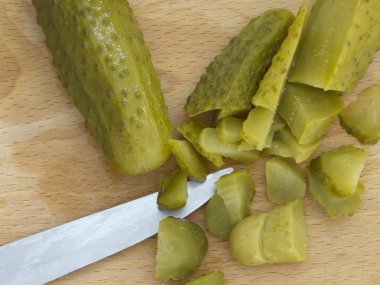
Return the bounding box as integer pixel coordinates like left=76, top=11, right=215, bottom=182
left=0, top=0, right=379, bottom=284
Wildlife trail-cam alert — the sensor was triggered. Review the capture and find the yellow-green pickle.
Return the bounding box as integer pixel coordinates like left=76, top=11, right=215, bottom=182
left=186, top=271, right=226, bottom=285
left=157, top=169, right=188, bottom=210
left=33, top=0, right=172, bottom=175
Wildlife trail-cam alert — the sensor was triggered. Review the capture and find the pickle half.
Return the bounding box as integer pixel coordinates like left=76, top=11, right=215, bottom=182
left=157, top=169, right=187, bottom=210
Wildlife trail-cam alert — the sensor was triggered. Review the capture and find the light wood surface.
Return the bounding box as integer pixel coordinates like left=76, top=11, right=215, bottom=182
left=1, top=0, right=380, bottom=284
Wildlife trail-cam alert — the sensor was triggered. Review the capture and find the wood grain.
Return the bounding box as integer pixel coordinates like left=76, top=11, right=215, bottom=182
left=0, top=0, right=380, bottom=284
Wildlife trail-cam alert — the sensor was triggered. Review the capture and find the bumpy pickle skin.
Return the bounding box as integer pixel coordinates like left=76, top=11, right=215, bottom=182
left=230, top=214, right=267, bottom=266
left=185, top=9, right=294, bottom=118
left=244, top=1, right=310, bottom=150
left=340, top=85, right=380, bottom=145
left=155, top=217, right=208, bottom=281
left=186, top=271, right=226, bottom=285
left=278, top=84, right=343, bottom=145
left=33, top=0, right=172, bottom=175
left=199, top=128, right=260, bottom=164
left=289, top=0, right=380, bottom=92
left=216, top=117, right=244, bottom=143
left=168, top=139, right=207, bottom=181
left=157, top=170, right=188, bottom=210
left=263, top=199, right=307, bottom=263
left=310, top=146, right=367, bottom=197
left=266, top=157, right=306, bottom=205
left=177, top=121, right=224, bottom=167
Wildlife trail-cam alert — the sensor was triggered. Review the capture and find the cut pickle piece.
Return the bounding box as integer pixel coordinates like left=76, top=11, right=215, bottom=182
left=340, top=85, right=380, bottom=145
left=216, top=117, right=244, bottom=143
left=33, top=0, right=172, bottom=175
left=168, top=139, right=207, bottom=181
left=289, top=0, right=380, bottom=92
left=206, top=171, right=255, bottom=239
left=155, top=217, right=208, bottom=281
left=266, top=157, right=305, bottom=205
left=263, top=199, right=307, bottom=263
left=279, top=84, right=343, bottom=145
left=309, top=146, right=367, bottom=197
left=230, top=214, right=267, bottom=266
left=185, top=9, right=294, bottom=117
left=200, top=128, right=260, bottom=164
left=178, top=121, right=224, bottom=167
left=157, top=170, right=187, bottom=210
left=186, top=271, right=226, bottom=285
left=264, top=127, right=320, bottom=163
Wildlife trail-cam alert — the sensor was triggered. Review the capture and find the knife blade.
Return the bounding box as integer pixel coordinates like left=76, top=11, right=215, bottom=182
left=0, top=168, right=233, bottom=285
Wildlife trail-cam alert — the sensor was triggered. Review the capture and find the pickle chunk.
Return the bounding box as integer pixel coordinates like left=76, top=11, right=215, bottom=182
left=216, top=117, right=244, bottom=143
left=186, top=271, right=226, bottom=285
left=266, top=157, right=306, bottom=205
left=155, top=217, right=208, bottom=281
left=157, top=170, right=187, bottom=210
left=340, top=85, right=380, bottom=145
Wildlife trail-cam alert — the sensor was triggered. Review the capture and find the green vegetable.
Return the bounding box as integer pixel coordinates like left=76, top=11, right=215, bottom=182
left=340, top=85, right=380, bottom=144
left=243, top=0, right=310, bottom=150
left=229, top=214, right=267, bottom=266
left=186, top=271, right=226, bottom=285
left=278, top=84, right=343, bottom=145
left=289, top=0, right=380, bottom=92
left=168, top=139, right=207, bottom=181
left=216, top=117, right=243, bottom=143
left=263, top=199, right=307, bottom=263
left=177, top=121, right=224, bottom=167
left=266, top=157, right=306, bottom=205
left=33, top=0, right=172, bottom=175
left=264, top=126, right=320, bottom=163
left=185, top=9, right=294, bottom=118
left=157, top=170, right=187, bottom=210
left=206, top=171, right=255, bottom=239
left=199, top=128, right=260, bottom=164
left=155, top=217, right=207, bottom=281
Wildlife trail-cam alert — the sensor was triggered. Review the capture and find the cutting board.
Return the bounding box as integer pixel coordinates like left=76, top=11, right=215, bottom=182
left=1, top=0, right=380, bottom=284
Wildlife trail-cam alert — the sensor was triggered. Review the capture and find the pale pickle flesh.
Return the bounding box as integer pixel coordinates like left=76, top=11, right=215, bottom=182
left=216, top=117, right=244, bottom=143
left=186, top=271, right=226, bottom=285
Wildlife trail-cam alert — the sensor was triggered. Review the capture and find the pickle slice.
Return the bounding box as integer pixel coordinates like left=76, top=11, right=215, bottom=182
left=177, top=121, right=224, bottom=167
left=168, top=139, right=207, bottom=181
left=266, top=157, right=306, bottom=205
left=157, top=170, right=188, bottom=210
left=155, top=217, right=208, bottom=281
left=206, top=171, right=255, bottom=239
left=216, top=117, right=243, bottom=143
left=309, top=146, right=367, bottom=197
left=264, top=127, right=320, bottom=163
left=199, top=128, right=260, bottom=164
left=279, top=84, right=343, bottom=145
left=185, top=9, right=294, bottom=117
left=263, top=199, right=307, bottom=263
left=340, top=85, right=380, bottom=145
left=186, top=271, right=226, bottom=285
left=289, top=0, right=380, bottom=92
left=230, top=214, right=267, bottom=266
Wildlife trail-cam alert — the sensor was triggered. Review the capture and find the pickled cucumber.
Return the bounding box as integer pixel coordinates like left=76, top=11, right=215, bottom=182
left=263, top=199, right=307, bottom=263
left=177, top=121, right=224, bottom=167
left=157, top=170, right=187, bottom=210
left=185, top=9, right=294, bottom=118
left=264, top=127, right=320, bottom=163
left=266, top=157, right=306, bottom=205
left=206, top=171, right=255, bottom=239
left=278, top=84, right=343, bottom=145
left=340, top=85, right=380, bottom=145
left=216, top=117, right=243, bottom=143
left=229, top=214, right=267, bottom=266
left=244, top=1, right=309, bottom=150
left=33, top=0, right=172, bottom=175
left=309, top=146, right=367, bottom=197
left=186, top=271, right=226, bottom=285
left=199, top=128, right=260, bottom=164
left=155, top=217, right=208, bottom=281
left=168, top=139, right=207, bottom=181
left=289, top=0, right=380, bottom=92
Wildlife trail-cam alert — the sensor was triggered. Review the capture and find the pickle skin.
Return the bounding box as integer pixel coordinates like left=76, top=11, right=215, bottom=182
left=157, top=170, right=188, bottom=210
left=33, top=0, right=172, bottom=176
left=186, top=271, right=226, bottom=285
left=185, top=9, right=294, bottom=117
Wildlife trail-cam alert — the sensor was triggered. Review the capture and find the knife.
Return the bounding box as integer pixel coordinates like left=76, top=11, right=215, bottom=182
left=0, top=168, right=233, bottom=285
